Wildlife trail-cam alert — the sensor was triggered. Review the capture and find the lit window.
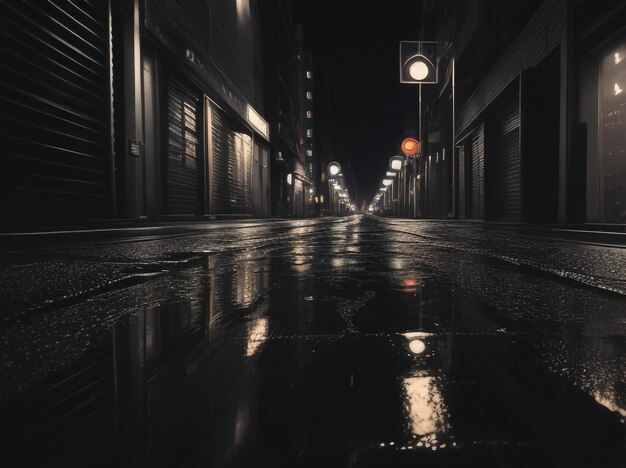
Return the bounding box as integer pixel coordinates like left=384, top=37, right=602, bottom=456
left=306, top=91, right=312, bottom=100
left=306, top=129, right=313, bottom=138
left=306, top=71, right=312, bottom=79
left=306, top=110, right=312, bottom=119
left=601, top=44, right=626, bottom=222
left=306, top=150, right=313, bottom=157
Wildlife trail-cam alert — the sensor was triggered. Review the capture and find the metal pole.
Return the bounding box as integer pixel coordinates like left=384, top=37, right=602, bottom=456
left=452, top=56, right=457, bottom=218
left=418, top=84, right=422, bottom=143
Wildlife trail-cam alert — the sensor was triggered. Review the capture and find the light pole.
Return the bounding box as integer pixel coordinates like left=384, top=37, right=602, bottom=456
left=327, top=162, right=341, bottom=216
left=399, top=42, right=439, bottom=219
left=388, top=155, right=404, bottom=216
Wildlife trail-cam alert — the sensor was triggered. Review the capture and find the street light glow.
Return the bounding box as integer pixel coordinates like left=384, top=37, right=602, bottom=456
left=409, top=60, right=428, bottom=80
left=382, top=179, right=393, bottom=186
left=409, top=339, right=426, bottom=354
left=328, top=163, right=340, bottom=176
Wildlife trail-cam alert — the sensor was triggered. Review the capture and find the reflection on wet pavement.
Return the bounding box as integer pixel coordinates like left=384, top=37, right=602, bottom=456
left=0, top=215, right=624, bottom=467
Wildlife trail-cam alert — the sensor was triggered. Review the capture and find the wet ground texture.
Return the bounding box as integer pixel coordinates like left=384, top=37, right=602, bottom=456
left=0, top=215, right=624, bottom=467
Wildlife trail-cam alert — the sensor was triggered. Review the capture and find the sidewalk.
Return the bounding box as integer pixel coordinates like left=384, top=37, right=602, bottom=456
left=0, top=217, right=339, bottom=254
left=370, top=215, right=626, bottom=248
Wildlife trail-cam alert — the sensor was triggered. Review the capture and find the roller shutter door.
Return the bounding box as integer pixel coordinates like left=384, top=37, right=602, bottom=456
left=228, top=132, right=251, bottom=212
left=207, top=100, right=251, bottom=214
left=0, top=0, right=111, bottom=220
left=167, top=84, right=200, bottom=215
left=471, top=125, right=485, bottom=219
left=208, top=102, right=229, bottom=213
left=485, top=84, right=520, bottom=221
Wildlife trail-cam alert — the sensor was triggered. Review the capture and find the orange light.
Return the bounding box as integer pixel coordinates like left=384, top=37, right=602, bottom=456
left=404, top=278, right=418, bottom=287
left=402, top=277, right=423, bottom=293
left=401, top=138, right=420, bottom=156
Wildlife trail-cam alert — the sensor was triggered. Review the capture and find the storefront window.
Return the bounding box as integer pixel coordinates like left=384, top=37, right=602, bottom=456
left=601, top=42, right=626, bottom=222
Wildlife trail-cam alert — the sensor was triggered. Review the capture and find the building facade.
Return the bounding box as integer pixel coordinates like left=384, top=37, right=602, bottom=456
left=0, top=0, right=317, bottom=223
left=417, top=0, right=626, bottom=224
left=296, top=25, right=317, bottom=217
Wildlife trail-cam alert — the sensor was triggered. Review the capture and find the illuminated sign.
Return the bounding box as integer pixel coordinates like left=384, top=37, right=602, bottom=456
left=246, top=104, right=269, bottom=141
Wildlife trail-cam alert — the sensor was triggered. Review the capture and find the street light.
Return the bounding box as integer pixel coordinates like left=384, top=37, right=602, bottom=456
left=402, top=54, right=436, bottom=83
left=328, top=162, right=341, bottom=177
left=326, top=162, right=342, bottom=217
left=399, top=42, right=438, bottom=85
left=389, top=155, right=404, bottom=171
left=382, top=179, right=393, bottom=187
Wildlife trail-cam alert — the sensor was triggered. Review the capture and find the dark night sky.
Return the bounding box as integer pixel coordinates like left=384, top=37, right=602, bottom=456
left=293, top=0, right=423, bottom=206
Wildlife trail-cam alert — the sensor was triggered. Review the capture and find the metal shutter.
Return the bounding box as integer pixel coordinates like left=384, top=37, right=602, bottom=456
left=0, top=0, right=110, bottom=220
left=208, top=102, right=229, bottom=213
left=458, top=146, right=466, bottom=219
left=207, top=100, right=251, bottom=215
left=485, top=83, right=520, bottom=221
left=228, top=132, right=251, bottom=212
left=167, top=84, right=199, bottom=215
left=471, top=125, right=485, bottom=219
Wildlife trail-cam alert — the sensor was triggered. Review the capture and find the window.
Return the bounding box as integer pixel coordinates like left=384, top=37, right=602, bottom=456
left=306, top=91, right=312, bottom=100
left=601, top=41, right=626, bottom=222
left=306, top=129, right=313, bottom=138
left=306, top=71, right=312, bottom=79
left=306, top=110, right=312, bottom=119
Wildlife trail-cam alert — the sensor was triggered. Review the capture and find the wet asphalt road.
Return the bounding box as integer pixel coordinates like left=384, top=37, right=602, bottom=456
left=0, top=215, right=624, bottom=467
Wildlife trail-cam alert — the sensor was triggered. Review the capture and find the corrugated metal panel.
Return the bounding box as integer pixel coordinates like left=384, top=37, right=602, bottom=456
left=209, top=103, right=229, bottom=213
left=228, top=132, right=251, bottom=211
left=250, top=142, right=269, bottom=216
left=458, top=145, right=466, bottom=219
left=167, top=84, right=199, bottom=215
left=471, top=125, right=485, bottom=219
left=0, top=0, right=110, bottom=220
left=485, top=83, right=521, bottom=221
left=207, top=100, right=252, bottom=214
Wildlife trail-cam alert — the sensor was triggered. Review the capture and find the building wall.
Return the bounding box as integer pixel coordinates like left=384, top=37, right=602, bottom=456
left=456, top=0, right=565, bottom=137
left=261, top=0, right=300, bottom=217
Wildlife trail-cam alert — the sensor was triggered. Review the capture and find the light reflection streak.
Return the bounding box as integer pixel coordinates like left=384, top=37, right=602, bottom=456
left=402, top=376, right=450, bottom=442
left=245, top=317, right=268, bottom=357
left=594, top=392, right=626, bottom=419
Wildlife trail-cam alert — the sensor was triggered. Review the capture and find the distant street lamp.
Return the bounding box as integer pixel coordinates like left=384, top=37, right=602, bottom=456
left=389, top=155, right=404, bottom=171
left=326, top=162, right=342, bottom=216
left=328, top=162, right=341, bottom=177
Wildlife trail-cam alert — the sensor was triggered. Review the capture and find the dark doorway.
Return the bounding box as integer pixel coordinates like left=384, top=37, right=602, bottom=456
left=521, top=49, right=560, bottom=223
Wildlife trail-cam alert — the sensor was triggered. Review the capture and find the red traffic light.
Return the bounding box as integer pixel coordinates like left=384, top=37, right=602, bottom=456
left=401, top=138, right=420, bottom=156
